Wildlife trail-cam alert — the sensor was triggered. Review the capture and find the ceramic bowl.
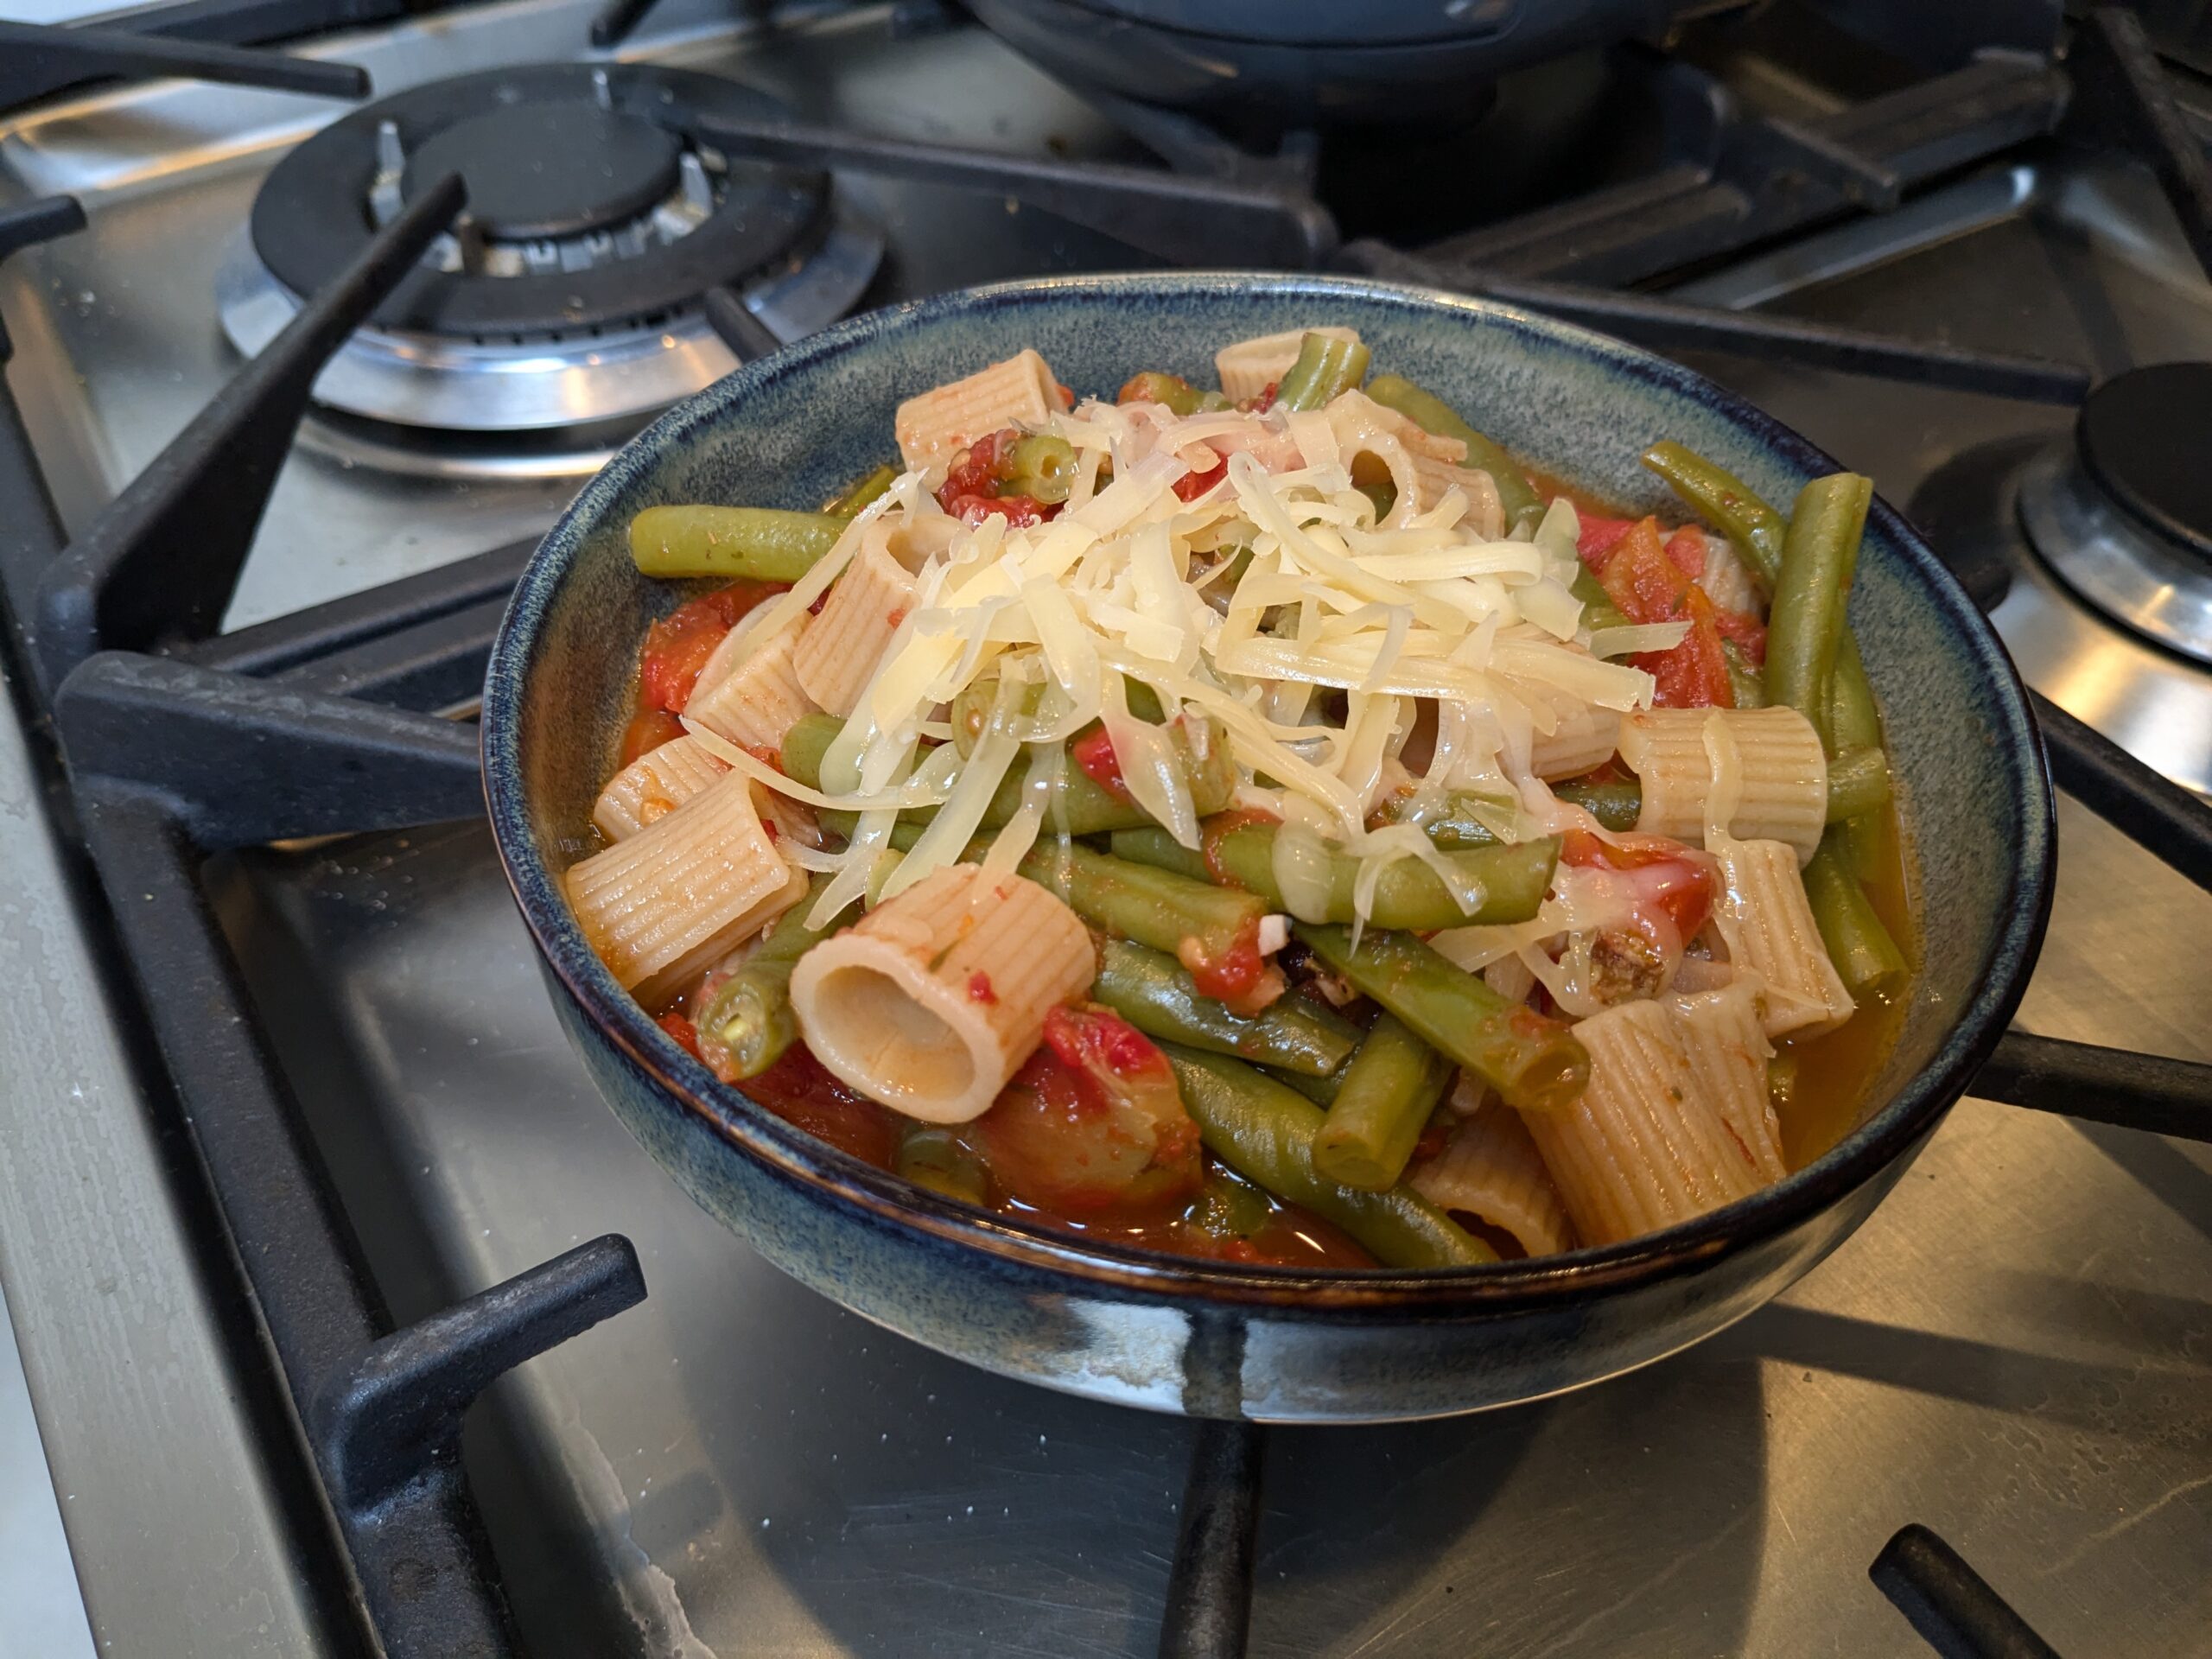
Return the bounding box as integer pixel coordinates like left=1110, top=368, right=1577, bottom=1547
left=483, top=273, right=2053, bottom=1422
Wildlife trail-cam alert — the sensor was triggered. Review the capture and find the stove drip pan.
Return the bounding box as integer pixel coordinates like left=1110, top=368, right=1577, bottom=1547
left=2018, top=361, right=2212, bottom=666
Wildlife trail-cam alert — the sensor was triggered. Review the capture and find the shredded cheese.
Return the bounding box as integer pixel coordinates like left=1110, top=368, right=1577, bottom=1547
left=751, top=389, right=1664, bottom=930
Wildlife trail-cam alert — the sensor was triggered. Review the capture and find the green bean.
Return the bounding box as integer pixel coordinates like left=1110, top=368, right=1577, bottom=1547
left=778, top=714, right=843, bottom=789
left=1118, top=371, right=1224, bottom=416
left=1552, top=779, right=1643, bottom=832
left=1822, top=633, right=1894, bottom=879
left=1207, top=818, right=1556, bottom=931
left=1311, top=1013, right=1455, bottom=1192
left=1371, top=782, right=1637, bottom=840
left=949, top=674, right=1043, bottom=757
left=694, top=873, right=838, bottom=1078
left=1761, top=477, right=1907, bottom=982
left=1767, top=473, right=1872, bottom=731
left=1803, top=832, right=1908, bottom=995
left=1640, top=441, right=1787, bottom=591
left=1001, top=433, right=1078, bottom=504
left=1372, top=791, right=1501, bottom=849
left=628, top=505, right=844, bottom=582
left=1721, top=639, right=1768, bottom=709
left=1274, top=332, right=1371, bottom=412
left=802, top=817, right=1268, bottom=976
left=1294, top=925, right=1589, bottom=1114
left=1827, top=632, right=1884, bottom=753
left=1108, top=825, right=1213, bottom=881
left=1272, top=1052, right=1352, bottom=1106
left=825, top=464, right=896, bottom=519
left=1571, top=565, right=1632, bottom=633
left=1160, top=1046, right=1497, bottom=1268
left=1826, top=746, right=1891, bottom=821
left=895, top=1125, right=990, bottom=1205
left=951, top=673, right=1166, bottom=757
left=1024, top=842, right=1263, bottom=968
left=1366, top=373, right=1545, bottom=532
left=1183, top=1168, right=1273, bottom=1240
left=1094, top=939, right=1361, bottom=1077
left=784, top=712, right=1236, bottom=838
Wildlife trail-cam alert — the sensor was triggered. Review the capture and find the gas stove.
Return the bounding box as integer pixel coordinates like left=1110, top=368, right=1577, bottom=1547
left=0, top=3, right=2207, bottom=1657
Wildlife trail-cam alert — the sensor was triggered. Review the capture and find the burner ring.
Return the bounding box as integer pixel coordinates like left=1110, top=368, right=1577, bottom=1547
left=2017, top=442, right=2212, bottom=667
left=251, top=63, right=826, bottom=339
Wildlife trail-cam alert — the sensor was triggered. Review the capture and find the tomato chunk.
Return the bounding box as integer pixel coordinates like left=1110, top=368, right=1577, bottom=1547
left=1069, top=723, right=1131, bottom=802
left=1560, top=829, right=1718, bottom=945
left=1173, top=458, right=1227, bottom=501
left=1592, top=518, right=1735, bottom=709
left=971, top=1007, right=1201, bottom=1217
left=742, top=1046, right=903, bottom=1166
left=656, top=1010, right=703, bottom=1059
left=933, top=428, right=1066, bottom=528
left=620, top=707, right=686, bottom=765
left=638, top=582, right=788, bottom=714
left=1663, top=525, right=1708, bottom=578
left=1577, top=512, right=1636, bottom=569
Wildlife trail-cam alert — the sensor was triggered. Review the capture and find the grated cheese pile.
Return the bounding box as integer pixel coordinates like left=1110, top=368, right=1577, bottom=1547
left=686, top=389, right=1681, bottom=932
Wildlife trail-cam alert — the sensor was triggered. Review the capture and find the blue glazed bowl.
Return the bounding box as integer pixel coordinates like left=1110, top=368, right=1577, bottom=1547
left=483, top=273, right=2054, bottom=1423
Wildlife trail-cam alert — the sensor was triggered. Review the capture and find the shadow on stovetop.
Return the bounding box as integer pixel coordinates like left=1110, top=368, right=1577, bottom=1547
left=2067, top=1117, right=2212, bottom=1243
left=1251, top=1359, right=1770, bottom=1658
left=1727, top=1303, right=2208, bottom=1437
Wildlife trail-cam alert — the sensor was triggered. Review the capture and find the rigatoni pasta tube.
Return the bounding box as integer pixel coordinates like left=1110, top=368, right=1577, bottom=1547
left=1521, top=999, right=1766, bottom=1247
left=1409, top=1078, right=1577, bottom=1258
left=684, top=624, right=817, bottom=753
left=592, top=734, right=729, bottom=842
left=1406, top=452, right=1505, bottom=531
left=788, top=864, right=1095, bottom=1124
left=1668, top=982, right=1786, bottom=1185
left=1528, top=692, right=1623, bottom=782
left=565, top=771, right=807, bottom=1007
left=792, top=518, right=927, bottom=717
left=1619, top=706, right=1827, bottom=863
left=893, top=349, right=1060, bottom=469
left=1715, top=836, right=1855, bottom=1039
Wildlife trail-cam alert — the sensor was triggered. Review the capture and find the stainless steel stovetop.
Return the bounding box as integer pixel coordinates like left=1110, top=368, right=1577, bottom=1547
left=0, top=4, right=2207, bottom=1656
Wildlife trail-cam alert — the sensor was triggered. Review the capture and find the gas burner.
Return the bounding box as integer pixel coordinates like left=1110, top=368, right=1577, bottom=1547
left=2018, top=361, right=2212, bottom=666
left=216, top=62, right=882, bottom=465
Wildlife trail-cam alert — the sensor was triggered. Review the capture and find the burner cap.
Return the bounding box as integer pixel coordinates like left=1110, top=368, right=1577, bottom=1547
left=2077, top=362, right=2212, bottom=558
left=248, top=64, right=828, bottom=340
left=404, top=104, right=681, bottom=241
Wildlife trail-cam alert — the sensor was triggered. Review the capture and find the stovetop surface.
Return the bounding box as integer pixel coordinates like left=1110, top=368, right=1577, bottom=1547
left=2, top=3, right=2209, bottom=1655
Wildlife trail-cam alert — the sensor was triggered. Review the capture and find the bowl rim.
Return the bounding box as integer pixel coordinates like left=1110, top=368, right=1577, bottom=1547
left=482, top=270, right=2056, bottom=1314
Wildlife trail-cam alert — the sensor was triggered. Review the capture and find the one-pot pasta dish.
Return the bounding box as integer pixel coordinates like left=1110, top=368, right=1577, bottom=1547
left=567, top=327, right=1914, bottom=1270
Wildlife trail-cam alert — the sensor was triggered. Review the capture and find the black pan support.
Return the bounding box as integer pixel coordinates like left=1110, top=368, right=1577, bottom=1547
left=687, top=113, right=1338, bottom=271
left=0, top=18, right=370, bottom=105
left=3, top=10, right=2209, bottom=1659
left=28, top=173, right=468, bottom=694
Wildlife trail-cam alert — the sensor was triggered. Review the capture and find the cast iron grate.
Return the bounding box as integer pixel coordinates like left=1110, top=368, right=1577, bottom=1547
left=2, top=6, right=2209, bottom=1658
